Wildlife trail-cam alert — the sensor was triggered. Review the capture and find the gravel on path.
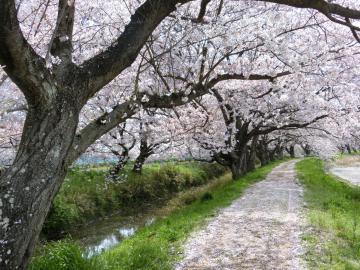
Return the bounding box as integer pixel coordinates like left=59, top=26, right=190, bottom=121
left=176, top=160, right=306, bottom=270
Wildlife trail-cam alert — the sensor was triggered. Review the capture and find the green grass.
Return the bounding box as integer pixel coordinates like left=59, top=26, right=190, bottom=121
left=31, top=160, right=283, bottom=270
left=43, top=162, right=226, bottom=238
left=297, top=158, right=360, bottom=269
left=30, top=240, right=102, bottom=270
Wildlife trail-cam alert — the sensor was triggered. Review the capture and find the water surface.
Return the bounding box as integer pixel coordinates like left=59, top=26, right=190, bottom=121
left=70, top=210, right=157, bottom=256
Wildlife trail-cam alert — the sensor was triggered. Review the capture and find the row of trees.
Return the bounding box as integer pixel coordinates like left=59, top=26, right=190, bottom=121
left=1, top=0, right=360, bottom=269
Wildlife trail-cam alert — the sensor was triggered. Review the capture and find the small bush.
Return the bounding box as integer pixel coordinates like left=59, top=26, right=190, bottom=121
left=200, top=192, right=213, bottom=202
left=183, top=193, right=198, bottom=205
left=43, top=199, right=80, bottom=237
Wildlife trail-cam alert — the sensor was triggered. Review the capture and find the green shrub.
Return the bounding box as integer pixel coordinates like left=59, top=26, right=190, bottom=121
left=43, top=199, right=80, bottom=237
left=200, top=192, right=213, bottom=202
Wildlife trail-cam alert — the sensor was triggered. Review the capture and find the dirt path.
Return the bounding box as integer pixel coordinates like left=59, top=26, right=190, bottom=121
left=176, top=160, right=305, bottom=270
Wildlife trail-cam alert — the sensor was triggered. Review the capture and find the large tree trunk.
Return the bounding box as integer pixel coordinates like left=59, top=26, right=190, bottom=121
left=275, top=145, right=284, bottom=160
left=230, top=150, right=248, bottom=180
left=230, top=160, right=245, bottom=180
left=247, top=137, right=258, bottom=171
left=0, top=102, right=79, bottom=270
left=269, top=150, right=276, bottom=162
left=289, top=145, right=295, bottom=158
left=257, top=141, right=270, bottom=167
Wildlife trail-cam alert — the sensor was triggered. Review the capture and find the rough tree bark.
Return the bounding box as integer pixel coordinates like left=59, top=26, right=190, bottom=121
left=0, top=94, right=82, bottom=269
left=0, top=0, right=195, bottom=268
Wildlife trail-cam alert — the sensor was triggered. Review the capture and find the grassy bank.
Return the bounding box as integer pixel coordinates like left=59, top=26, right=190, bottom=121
left=43, top=162, right=225, bottom=238
left=43, top=161, right=226, bottom=238
left=297, top=158, right=360, bottom=269
left=31, top=160, right=283, bottom=270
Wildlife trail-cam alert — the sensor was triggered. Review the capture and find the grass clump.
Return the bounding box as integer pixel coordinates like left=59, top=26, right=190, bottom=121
left=32, top=160, right=283, bottom=270
left=29, top=240, right=100, bottom=270
left=297, top=158, right=360, bottom=269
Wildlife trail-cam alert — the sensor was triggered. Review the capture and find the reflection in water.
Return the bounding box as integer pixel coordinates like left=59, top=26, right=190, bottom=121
left=72, top=213, right=157, bottom=257
left=86, top=234, right=120, bottom=257
left=119, top=227, right=137, bottom=237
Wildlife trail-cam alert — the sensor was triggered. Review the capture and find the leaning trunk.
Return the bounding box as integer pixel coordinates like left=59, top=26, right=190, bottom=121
left=132, top=153, right=149, bottom=174
left=269, top=150, right=276, bottom=162
left=132, top=134, right=152, bottom=174
left=0, top=103, right=79, bottom=270
left=108, top=154, right=129, bottom=180
left=275, top=146, right=284, bottom=160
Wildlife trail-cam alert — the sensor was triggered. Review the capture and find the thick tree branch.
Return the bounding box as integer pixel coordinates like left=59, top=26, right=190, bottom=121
left=196, top=0, right=211, bottom=22
left=79, top=0, right=193, bottom=99
left=258, top=0, right=360, bottom=40
left=207, top=71, right=291, bottom=88
left=212, top=89, right=234, bottom=126
left=67, top=100, right=137, bottom=163
left=251, top=114, right=329, bottom=137
left=49, top=0, right=75, bottom=65
left=257, top=0, right=360, bottom=20
left=0, top=74, right=8, bottom=86
left=0, top=0, right=51, bottom=105
left=0, top=104, right=28, bottom=116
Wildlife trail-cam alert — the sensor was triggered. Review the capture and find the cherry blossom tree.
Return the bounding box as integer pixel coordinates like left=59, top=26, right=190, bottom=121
left=1, top=0, right=360, bottom=268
